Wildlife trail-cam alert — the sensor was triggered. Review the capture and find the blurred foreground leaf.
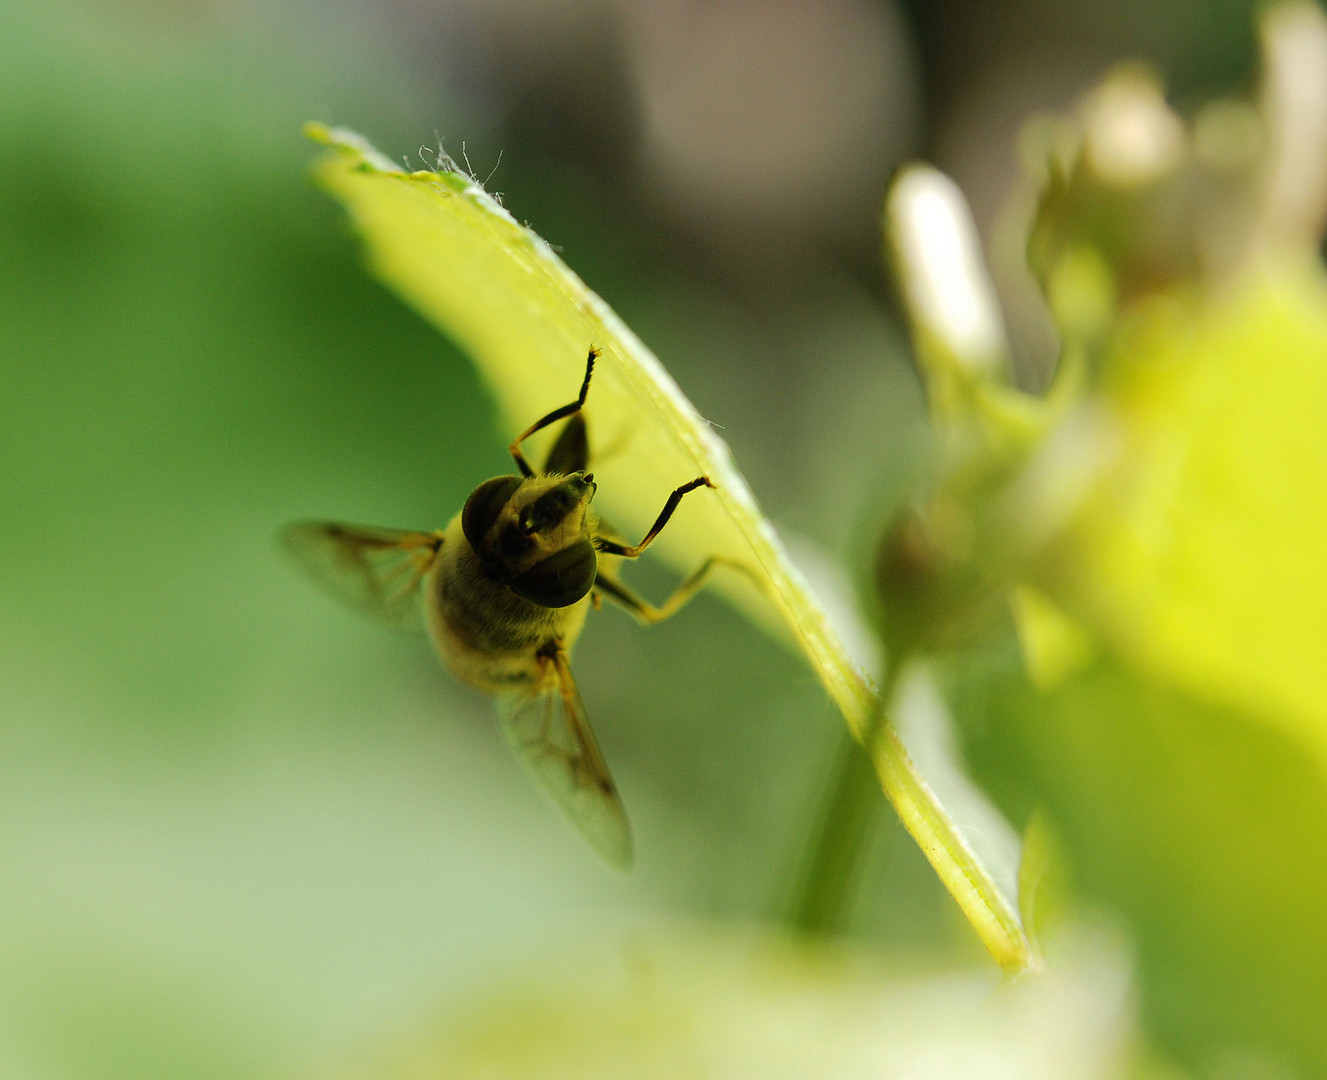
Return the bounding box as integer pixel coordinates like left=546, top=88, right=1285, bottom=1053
left=305, top=124, right=1030, bottom=970
left=350, top=922, right=1135, bottom=1080
left=1045, top=273, right=1327, bottom=765
left=884, top=6, right=1327, bottom=1071
left=956, top=653, right=1327, bottom=1077
left=982, top=265, right=1327, bottom=1076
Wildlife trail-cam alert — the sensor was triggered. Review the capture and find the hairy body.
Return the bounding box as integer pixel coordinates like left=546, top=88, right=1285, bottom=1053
left=425, top=507, right=592, bottom=691
left=280, top=347, right=723, bottom=866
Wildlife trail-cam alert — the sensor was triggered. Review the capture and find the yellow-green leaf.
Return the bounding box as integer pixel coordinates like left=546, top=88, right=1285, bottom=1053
left=954, top=653, right=1327, bottom=1076
left=306, top=122, right=1031, bottom=972
left=1053, top=267, right=1327, bottom=764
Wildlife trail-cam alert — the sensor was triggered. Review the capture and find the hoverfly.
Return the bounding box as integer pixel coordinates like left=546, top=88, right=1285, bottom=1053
left=280, top=347, right=722, bottom=868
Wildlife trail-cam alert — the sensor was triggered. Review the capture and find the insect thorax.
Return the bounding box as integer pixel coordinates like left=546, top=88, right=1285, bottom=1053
left=423, top=516, right=591, bottom=691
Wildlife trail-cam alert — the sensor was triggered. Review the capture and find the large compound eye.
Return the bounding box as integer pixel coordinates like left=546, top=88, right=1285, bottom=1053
left=462, top=476, right=522, bottom=550
left=507, top=538, right=598, bottom=608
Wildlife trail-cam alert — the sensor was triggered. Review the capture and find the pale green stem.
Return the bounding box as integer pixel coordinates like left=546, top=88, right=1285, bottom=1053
left=785, top=665, right=899, bottom=936
left=785, top=722, right=885, bottom=936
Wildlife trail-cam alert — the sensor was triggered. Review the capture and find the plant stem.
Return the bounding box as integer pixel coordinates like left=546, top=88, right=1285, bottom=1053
left=784, top=662, right=905, bottom=936
left=785, top=723, right=884, bottom=935
left=784, top=659, right=1033, bottom=975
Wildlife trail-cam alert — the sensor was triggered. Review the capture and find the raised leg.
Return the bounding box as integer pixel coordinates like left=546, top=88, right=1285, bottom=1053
left=595, top=477, right=714, bottom=558
left=508, top=347, right=598, bottom=477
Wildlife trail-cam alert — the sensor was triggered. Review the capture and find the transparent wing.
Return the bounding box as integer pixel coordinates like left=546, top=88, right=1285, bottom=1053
left=278, top=520, right=442, bottom=632
left=495, top=647, right=633, bottom=868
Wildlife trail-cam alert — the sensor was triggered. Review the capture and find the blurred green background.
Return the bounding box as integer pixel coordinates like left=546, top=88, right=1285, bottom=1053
left=0, top=0, right=1272, bottom=1076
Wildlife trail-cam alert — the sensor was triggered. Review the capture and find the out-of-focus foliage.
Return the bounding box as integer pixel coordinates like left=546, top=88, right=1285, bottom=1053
left=884, top=3, right=1327, bottom=1075
left=0, top=3, right=934, bottom=1077
left=3, top=0, right=1314, bottom=1075
left=351, top=922, right=1136, bottom=1080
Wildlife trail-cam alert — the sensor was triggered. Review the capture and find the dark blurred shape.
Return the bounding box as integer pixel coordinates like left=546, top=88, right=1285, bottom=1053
left=394, top=0, right=919, bottom=281
left=406, top=0, right=642, bottom=175
left=874, top=500, right=1001, bottom=665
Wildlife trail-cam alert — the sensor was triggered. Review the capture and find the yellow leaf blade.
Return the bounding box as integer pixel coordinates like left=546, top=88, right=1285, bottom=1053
left=306, top=122, right=1031, bottom=972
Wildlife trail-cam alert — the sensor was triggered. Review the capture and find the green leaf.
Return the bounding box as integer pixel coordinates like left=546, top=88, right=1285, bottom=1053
left=305, top=123, right=1031, bottom=972
left=875, top=5, right=1327, bottom=1068
left=1044, top=270, right=1327, bottom=767
left=882, top=10, right=1327, bottom=1060
left=953, top=653, right=1327, bottom=1077
left=953, top=192, right=1327, bottom=1076
left=993, top=262, right=1327, bottom=1072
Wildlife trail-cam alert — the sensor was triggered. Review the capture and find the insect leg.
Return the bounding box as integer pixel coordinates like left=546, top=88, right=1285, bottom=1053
left=542, top=412, right=589, bottom=475
left=594, top=556, right=749, bottom=625
left=594, top=477, right=714, bottom=558
left=508, top=347, right=599, bottom=478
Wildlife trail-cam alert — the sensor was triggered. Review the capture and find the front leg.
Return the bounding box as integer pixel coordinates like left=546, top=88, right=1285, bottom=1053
left=508, top=347, right=598, bottom=478
left=595, top=477, right=714, bottom=558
